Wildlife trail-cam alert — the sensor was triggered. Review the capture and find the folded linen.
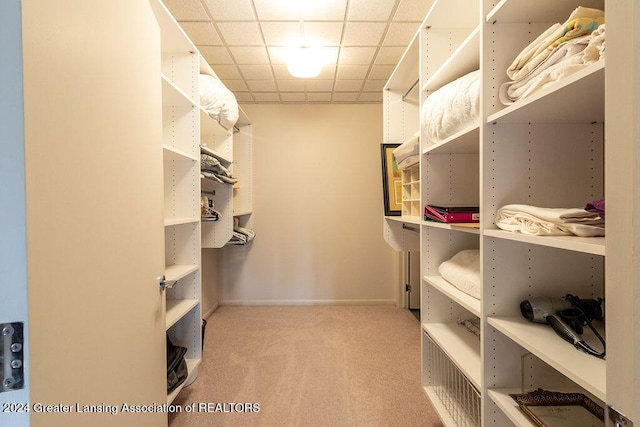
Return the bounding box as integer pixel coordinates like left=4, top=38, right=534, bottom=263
left=393, top=134, right=419, bottom=169
left=438, top=249, right=481, bottom=300
left=421, top=70, right=480, bottom=145
left=495, top=204, right=604, bottom=237
left=506, top=7, right=604, bottom=81
left=499, top=24, right=605, bottom=104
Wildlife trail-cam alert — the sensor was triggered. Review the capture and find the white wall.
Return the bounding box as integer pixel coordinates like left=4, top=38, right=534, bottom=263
left=212, top=104, right=396, bottom=305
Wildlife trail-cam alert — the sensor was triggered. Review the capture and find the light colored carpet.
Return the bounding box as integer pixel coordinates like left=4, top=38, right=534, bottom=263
left=169, top=306, right=444, bottom=427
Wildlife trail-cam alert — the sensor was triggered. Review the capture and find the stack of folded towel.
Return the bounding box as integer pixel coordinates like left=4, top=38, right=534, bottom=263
left=438, top=249, right=481, bottom=299
left=500, top=7, right=605, bottom=104
left=494, top=203, right=604, bottom=237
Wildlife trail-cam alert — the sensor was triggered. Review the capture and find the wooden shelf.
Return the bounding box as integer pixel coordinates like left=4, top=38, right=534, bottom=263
left=487, top=388, right=536, bottom=427
left=200, top=142, right=231, bottom=165
left=423, top=322, right=482, bottom=390
left=164, top=217, right=200, bottom=227
left=163, top=145, right=198, bottom=162
left=424, top=0, right=479, bottom=28
left=422, top=26, right=480, bottom=93
left=487, top=62, right=604, bottom=124
left=484, top=228, right=605, bottom=256
left=486, top=0, right=604, bottom=24
left=161, top=75, right=196, bottom=107
left=422, top=221, right=480, bottom=234
left=166, top=299, right=199, bottom=330
left=385, top=31, right=419, bottom=92
left=488, top=316, right=606, bottom=401
left=422, top=125, right=479, bottom=155
left=423, top=387, right=461, bottom=427
left=165, top=264, right=198, bottom=283
left=425, top=276, right=480, bottom=317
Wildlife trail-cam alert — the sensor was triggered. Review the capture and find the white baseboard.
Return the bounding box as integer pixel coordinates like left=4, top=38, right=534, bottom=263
left=202, top=302, right=219, bottom=319
left=219, top=299, right=397, bottom=306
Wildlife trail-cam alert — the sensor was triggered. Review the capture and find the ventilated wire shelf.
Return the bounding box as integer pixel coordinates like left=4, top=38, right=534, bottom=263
left=425, top=332, right=481, bottom=426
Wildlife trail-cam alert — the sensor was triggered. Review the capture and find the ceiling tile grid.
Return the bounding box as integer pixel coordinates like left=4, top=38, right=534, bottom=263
left=163, top=0, right=434, bottom=104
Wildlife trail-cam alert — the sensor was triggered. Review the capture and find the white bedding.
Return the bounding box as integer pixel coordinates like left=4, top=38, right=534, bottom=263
left=438, top=249, right=481, bottom=300
left=199, top=74, right=239, bottom=131
left=421, top=70, right=480, bottom=145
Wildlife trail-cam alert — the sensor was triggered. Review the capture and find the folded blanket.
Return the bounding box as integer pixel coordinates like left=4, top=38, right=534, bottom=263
left=438, top=249, right=481, bottom=300
left=507, top=7, right=604, bottom=82
left=393, top=134, right=419, bottom=169
left=421, top=70, right=480, bottom=145
left=500, top=23, right=605, bottom=104
left=495, top=204, right=604, bottom=237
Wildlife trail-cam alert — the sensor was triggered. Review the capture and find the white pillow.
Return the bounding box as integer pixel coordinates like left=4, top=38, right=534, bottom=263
left=198, top=74, right=239, bottom=130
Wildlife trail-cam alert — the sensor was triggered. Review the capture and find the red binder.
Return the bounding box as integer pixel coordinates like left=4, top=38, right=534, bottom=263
left=425, top=204, right=479, bottom=223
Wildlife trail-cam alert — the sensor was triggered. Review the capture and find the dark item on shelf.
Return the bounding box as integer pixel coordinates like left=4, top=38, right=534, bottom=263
left=510, top=389, right=604, bottom=427
left=201, top=318, right=207, bottom=351
left=520, top=294, right=605, bottom=359
left=167, top=334, right=188, bottom=393
left=380, top=143, right=402, bottom=216
left=425, top=204, right=480, bottom=223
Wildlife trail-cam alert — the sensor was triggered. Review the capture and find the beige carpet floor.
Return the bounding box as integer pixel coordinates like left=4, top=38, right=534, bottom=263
left=169, top=305, right=443, bottom=427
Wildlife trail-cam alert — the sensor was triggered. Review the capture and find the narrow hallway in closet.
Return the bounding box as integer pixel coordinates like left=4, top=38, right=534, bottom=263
left=169, top=306, right=442, bottom=427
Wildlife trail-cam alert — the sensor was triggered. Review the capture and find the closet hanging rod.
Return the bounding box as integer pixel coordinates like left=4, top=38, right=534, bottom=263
left=402, top=223, right=420, bottom=233
left=402, top=79, right=419, bottom=102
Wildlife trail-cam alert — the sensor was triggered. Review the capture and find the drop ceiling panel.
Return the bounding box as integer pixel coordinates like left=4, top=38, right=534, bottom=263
left=180, top=22, right=222, bottom=44
left=217, top=22, right=264, bottom=46
left=164, top=0, right=435, bottom=104
left=201, top=0, right=255, bottom=21
left=253, top=0, right=348, bottom=21
left=338, top=47, right=378, bottom=65
left=342, top=22, right=387, bottom=46
left=348, top=0, right=397, bottom=21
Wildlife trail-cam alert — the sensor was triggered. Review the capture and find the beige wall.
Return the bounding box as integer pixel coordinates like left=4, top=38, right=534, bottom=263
left=206, top=104, right=396, bottom=305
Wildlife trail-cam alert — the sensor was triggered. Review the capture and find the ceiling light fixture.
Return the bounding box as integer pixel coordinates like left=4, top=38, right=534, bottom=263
left=287, top=46, right=323, bottom=78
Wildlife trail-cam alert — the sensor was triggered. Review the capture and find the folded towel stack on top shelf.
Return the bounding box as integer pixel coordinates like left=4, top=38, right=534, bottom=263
left=499, top=7, right=606, bottom=105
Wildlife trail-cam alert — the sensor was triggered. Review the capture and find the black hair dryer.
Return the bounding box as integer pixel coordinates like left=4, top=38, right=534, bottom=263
left=520, top=294, right=605, bottom=359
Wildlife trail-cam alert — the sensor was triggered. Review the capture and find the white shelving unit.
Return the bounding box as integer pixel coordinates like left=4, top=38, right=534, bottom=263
left=150, top=0, right=202, bottom=406
left=199, top=56, right=254, bottom=248
left=382, top=31, right=420, bottom=254
left=382, top=0, right=640, bottom=425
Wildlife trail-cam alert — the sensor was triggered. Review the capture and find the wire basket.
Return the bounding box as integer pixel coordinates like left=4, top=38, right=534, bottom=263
left=424, top=331, right=481, bottom=426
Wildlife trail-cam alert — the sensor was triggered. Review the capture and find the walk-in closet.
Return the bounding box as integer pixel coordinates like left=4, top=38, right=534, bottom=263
left=1, top=0, right=638, bottom=426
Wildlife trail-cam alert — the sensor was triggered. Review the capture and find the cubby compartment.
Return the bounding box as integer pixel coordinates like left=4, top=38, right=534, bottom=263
left=421, top=153, right=479, bottom=208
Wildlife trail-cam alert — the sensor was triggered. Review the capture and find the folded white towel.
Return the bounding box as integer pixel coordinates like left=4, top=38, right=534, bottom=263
left=495, top=204, right=604, bottom=237
left=438, top=249, right=481, bottom=300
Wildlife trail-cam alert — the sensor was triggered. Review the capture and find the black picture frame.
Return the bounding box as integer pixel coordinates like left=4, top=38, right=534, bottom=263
left=381, top=143, right=402, bottom=216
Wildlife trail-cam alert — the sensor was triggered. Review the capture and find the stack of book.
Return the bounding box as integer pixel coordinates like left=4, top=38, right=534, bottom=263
left=424, top=204, right=480, bottom=223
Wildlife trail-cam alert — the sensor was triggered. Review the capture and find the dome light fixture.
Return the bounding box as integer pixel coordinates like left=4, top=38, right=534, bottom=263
left=287, top=46, right=323, bottom=78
